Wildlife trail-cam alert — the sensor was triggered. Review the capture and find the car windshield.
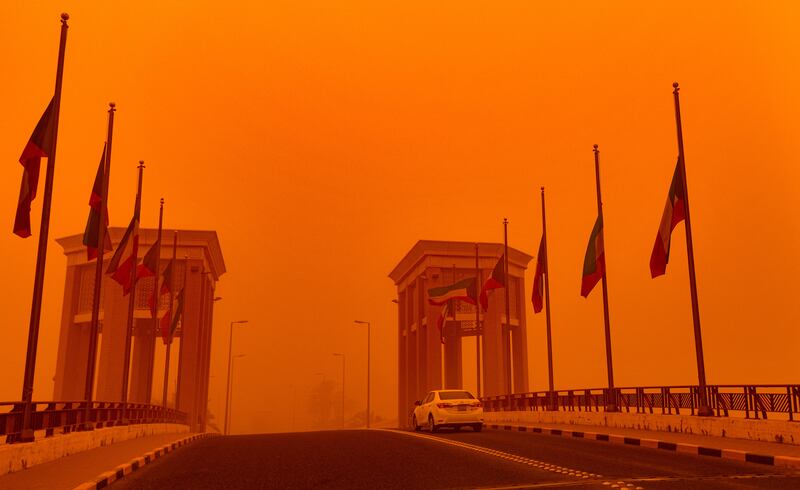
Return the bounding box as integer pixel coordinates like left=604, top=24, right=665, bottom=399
left=438, top=391, right=475, bottom=400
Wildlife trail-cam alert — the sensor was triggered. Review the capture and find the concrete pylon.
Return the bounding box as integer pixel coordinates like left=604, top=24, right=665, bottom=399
left=389, top=240, right=532, bottom=427
left=53, top=229, right=225, bottom=432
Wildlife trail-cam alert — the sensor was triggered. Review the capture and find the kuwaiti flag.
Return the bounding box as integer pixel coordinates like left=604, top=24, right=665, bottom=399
left=161, top=287, right=185, bottom=344
left=82, top=145, right=113, bottom=260
left=149, top=259, right=173, bottom=316
left=436, top=303, right=449, bottom=344
left=14, top=98, right=55, bottom=238
left=479, top=255, right=505, bottom=311
left=428, top=277, right=478, bottom=306
left=137, top=238, right=160, bottom=279
left=650, top=160, right=686, bottom=278
left=581, top=215, right=605, bottom=297
left=106, top=213, right=140, bottom=295
left=531, top=237, right=546, bottom=313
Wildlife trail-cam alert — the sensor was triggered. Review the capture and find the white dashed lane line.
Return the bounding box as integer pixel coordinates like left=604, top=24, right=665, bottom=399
left=383, top=430, right=647, bottom=489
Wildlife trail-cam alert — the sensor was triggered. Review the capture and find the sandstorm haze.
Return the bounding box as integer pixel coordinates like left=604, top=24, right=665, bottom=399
left=1, top=2, right=799, bottom=433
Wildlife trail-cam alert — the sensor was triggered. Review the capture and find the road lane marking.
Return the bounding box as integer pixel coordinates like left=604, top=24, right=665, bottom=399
left=382, top=430, right=605, bottom=481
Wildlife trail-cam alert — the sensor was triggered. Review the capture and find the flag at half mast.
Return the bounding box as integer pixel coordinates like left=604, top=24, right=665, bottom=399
left=531, top=237, right=546, bottom=313
left=82, top=144, right=112, bottom=260
left=479, top=255, right=505, bottom=311
left=14, top=98, right=56, bottom=238
left=106, top=213, right=140, bottom=295
left=650, top=159, right=686, bottom=278
left=427, top=277, right=478, bottom=306
left=581, top=215, right=605, bottom=297
left=161, top=287, right=185, bottom=344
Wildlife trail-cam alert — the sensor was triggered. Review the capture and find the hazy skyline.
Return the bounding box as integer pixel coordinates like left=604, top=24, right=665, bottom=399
left=2, top=2, right=798, bottom=433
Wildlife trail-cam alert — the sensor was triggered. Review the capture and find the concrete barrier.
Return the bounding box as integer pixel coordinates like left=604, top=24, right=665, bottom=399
left=0, top=423, right=189, bottom=477
left=484, top=410, right=800, bottom=445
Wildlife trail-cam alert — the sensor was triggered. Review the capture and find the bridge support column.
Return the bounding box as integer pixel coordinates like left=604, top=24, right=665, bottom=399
left=53, top=265, right=86, bottom=400
left=129, top=322, right=155, bottom=403
left=95, top=275, right=132, bottom=402
left=444, top=334, right=462, bottom=388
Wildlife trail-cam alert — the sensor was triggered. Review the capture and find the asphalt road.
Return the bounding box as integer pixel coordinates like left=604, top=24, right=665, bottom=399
left=112, top=428, right=800, bottom=489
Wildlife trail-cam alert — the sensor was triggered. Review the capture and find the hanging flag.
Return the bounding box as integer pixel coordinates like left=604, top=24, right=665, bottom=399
left=581, top=215, right=605, bottom=297
left=138, top=238, right=160, bottom=279
left=106, top=214, right=140, bottom=294
left=149, top=259, right=173, bottom=315
left=479, top=255, right=505, bottom=310
left=14, top=98, right=56, bottom=238
left=82, top=145, right=112, bottom=259
left=159, top=307, right=172, bottom=343
left=436, top=303, right=449, bottom=344
left=427, top=277, right=477, bottom=306
left=161, top=287, right=185, bottom=344
left=532, top=237, right=546, bottom=313
left=650, top=160, right=686, bottom=278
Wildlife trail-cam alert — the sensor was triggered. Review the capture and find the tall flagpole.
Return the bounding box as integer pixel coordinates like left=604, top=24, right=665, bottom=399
left=593, top=145, right=618, bottom=412
left=672, top=82, right=712, bottom=416
left=120, top=161, right=144, bottom=423
left=474, top=243, right=481, bottom=397
left=146, top=198, right=164, bottom=404
left=82, top=102, right=116, bottom=430
left=176, top=253, right=189, bottom=410
left=19, top=13, right=70, bottom=443
left=540, top=188, right=556, bottom=410
left=503, top=218, right=512, bottom=395
left=162, top=231, right=178, bottom=409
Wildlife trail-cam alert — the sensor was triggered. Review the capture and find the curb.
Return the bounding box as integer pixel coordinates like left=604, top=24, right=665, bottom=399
left=72, top=432, right=216, bottom=490
left=487, top=424, right=800, bottom=469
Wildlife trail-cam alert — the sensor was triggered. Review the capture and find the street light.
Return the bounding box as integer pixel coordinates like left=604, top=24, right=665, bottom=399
left=229, top=354, right=246, bottom=435
left=333, top=353, right=345, bottom=429
left=225, top=320, right=248, bottom=435
left=354, top=320, right=371, bottom=429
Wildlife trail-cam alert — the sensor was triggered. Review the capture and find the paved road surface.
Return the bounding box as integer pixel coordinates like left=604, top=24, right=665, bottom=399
left=113, top=428, right=800, bottom=489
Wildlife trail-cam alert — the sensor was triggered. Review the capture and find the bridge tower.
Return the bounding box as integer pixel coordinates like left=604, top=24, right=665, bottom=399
left=53, top=228, right=225, bottom=431
left=389, top=240, right=532, bottom=427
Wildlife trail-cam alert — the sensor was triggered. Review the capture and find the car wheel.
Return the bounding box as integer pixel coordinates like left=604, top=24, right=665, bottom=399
left=472, top=424, right=482, bottom=432
left=428, top=414, right=438, bottom=433
left=411, top=415, right=420, bottom=432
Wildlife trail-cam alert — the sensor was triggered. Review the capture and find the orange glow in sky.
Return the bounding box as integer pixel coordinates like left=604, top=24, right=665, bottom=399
left=1, top=2, right=799, bottom=432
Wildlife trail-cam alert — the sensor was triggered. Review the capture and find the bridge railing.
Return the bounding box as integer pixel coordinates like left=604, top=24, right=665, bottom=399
left=481, top=384, right=800, bottom=420
left=0, top=401, right=188, bottom=443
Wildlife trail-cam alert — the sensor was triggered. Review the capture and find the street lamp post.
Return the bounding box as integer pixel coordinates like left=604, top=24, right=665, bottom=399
left=354, top=320, right=370, bottom=428
left=228, top=354, right=245, bottom=435
left=333, top=353, right=345, bottom=429
left=224, top=320, right=248, bottom=435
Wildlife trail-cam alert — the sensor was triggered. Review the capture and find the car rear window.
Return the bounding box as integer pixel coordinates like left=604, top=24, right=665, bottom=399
left=438, top=391, right=475, bottom=400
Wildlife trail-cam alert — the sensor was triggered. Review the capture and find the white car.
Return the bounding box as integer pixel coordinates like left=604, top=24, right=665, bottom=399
left=411, top=389, right=483, bottom=432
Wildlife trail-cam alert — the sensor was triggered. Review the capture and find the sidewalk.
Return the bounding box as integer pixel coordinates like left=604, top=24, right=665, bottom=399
left=0, top=432, right=191, bottom=490
left=486, top=421, right=800, bottom=467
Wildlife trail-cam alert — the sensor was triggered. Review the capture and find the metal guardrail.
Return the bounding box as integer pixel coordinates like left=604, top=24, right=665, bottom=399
left=481, top=385, right=800, bottom=420
left=0, top=401, right=188, bottom=443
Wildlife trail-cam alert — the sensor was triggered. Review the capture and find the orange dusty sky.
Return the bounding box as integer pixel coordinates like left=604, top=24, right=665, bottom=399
left=1, top=2, right=799, bottom=433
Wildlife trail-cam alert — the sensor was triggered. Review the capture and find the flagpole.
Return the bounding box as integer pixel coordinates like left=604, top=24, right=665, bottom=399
left=474, top=243, right=481, bottom=398
left=82, top=102, right=116, bottom=430
left=672, top=83, right=712, bottom=416
left=540, top=187, right=556, bottom=410
left=592, top=145, right=618, bottom=412
left=162, top=231, right=178, bottom=409
left=503, top=218, right=512, bottom=395
left=120, top=161, right=144, bottom=423
left=176, top=253, right=190, bottom=411
left=146, top=198, right=164, bottom=404
left=18, top=13, right=70, bottom=443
